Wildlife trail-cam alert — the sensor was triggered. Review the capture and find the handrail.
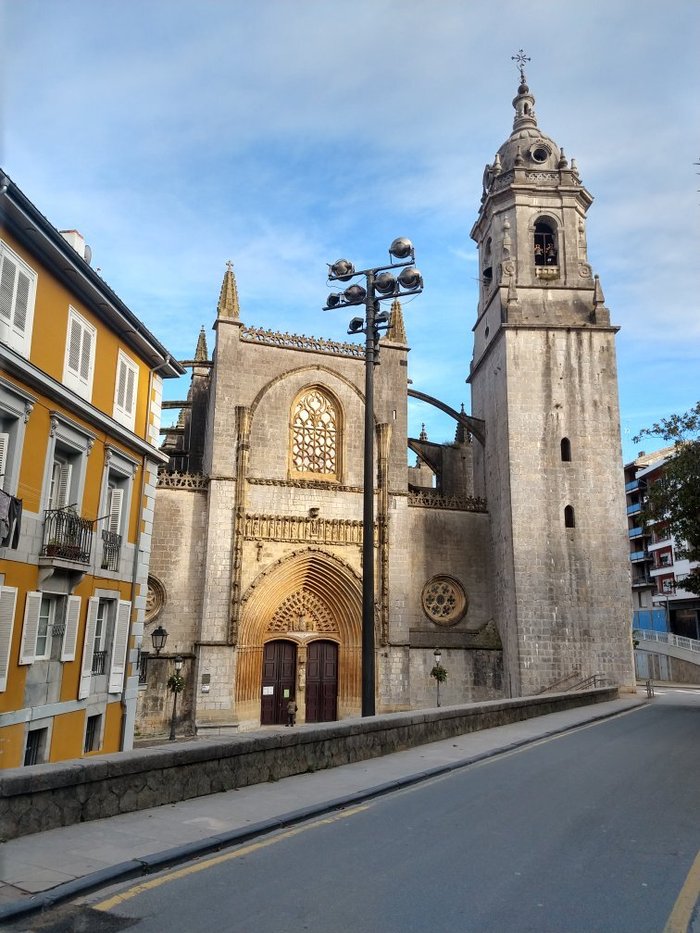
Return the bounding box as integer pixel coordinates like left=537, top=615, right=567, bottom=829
left=636, top=629, right=700, bottom=654
left=536, top=670, right=581, bottom=695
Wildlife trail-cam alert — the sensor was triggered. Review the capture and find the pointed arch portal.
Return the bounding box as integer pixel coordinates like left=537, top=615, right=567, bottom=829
left=236, top=549, right=362, bottom=724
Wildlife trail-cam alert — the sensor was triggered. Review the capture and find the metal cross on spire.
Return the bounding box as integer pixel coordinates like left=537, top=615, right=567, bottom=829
left=226, top=259, right=234, bottom=273
left=511, top=49, right=531, bottom=83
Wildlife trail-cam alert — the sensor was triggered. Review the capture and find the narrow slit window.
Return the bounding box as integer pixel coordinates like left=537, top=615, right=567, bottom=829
left=534, top=221, right=557, bottom=266
left=561, top=437, right=572, bottom=462
left=564, top=505, right=575, bottom=528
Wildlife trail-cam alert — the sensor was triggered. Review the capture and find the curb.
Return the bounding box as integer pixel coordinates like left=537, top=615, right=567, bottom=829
left=0, top=700, right=647, bottom=923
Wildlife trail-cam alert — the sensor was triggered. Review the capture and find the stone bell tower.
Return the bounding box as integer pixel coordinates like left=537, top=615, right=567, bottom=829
left=468, top=56, right=635, bottom=696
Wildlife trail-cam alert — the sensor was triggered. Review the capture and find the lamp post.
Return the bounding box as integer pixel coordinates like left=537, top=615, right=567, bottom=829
left=151, top=625, right=168, bottom=655
left=433, top=647, right=442, bottom=707
left=324, top=240, right=422, bottom=716
left=168, top=655, right=184, bottom=741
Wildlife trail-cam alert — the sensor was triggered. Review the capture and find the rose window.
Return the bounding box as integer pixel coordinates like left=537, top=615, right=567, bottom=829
left=421, top=576, right=468, bottom=626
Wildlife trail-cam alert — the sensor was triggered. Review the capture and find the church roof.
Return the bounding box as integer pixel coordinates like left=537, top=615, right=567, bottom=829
left=217, top=261, right=241, bottom=320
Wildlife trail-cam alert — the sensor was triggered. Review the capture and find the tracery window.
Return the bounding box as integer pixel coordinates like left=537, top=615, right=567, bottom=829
left=533, top=220, right=557, bottom=266
left=290, top=387, right=340, bottom=480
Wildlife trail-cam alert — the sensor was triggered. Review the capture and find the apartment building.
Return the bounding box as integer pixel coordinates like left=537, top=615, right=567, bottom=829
left=0, top=170, right=183, bottom=767
left=625, top=448, right=700, bottom=640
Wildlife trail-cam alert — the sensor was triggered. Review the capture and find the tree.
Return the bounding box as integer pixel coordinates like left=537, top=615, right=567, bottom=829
left=633, top=402, right=700, bottom=596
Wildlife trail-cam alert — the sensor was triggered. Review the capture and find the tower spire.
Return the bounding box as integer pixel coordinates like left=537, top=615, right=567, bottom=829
left=510, top=49, right=537, bottom=131
left=217, top=260, right=240, bottom=320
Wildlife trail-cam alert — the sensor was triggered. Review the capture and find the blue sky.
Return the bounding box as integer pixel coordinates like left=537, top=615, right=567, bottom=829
left=2, top=0, right=698, bottom=463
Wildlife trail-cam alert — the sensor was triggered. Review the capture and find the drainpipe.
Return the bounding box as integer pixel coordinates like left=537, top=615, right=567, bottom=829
left=119, top=355, right=174, bottom=751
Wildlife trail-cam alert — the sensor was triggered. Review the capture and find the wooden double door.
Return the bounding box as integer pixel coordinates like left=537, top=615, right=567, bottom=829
left=260, top=639, right=338, bottom=725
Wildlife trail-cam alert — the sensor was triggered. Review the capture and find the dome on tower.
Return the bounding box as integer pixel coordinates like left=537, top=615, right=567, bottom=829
left=483, top=66, right=563, bottom=186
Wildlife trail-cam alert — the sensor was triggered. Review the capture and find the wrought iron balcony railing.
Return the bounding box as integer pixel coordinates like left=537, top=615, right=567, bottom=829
left=101, top=529, right=122, bottom=571
left=91, top=649, right=107, bottom=675
left=41, top=509, right=94, bottom=563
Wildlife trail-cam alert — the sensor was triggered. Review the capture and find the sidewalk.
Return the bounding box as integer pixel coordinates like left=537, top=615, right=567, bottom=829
left=0, top=695, right=647, bottom=922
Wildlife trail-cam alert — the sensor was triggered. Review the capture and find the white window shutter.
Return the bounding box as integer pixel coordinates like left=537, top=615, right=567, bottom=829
left=0, top=253, right=16, bottom=324
left=67, top=316, right=82, bottom=374
left=124, top=366, right=136, bottom=416
left=56, top=462, right=72, bottom=510
left=0, top=586, right=18, bottom=692
left=0, top=432, right=8, bottom=490
left=79, top=597, right=100, bottom=699
left=116, top=358, right=127, bottom=410
left=108, top=600, right=131, bottom=693
left=13, top=270, right=30, bottom=335
left=19, top=592, right=42, bottom=665
left=108, top=488, right=123, bottom=535
left=80, top=325, right=93, bottom=382
left=61, top=595, right=81, bottom=662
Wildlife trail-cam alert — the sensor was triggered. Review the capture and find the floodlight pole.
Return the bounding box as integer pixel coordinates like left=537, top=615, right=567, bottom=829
left=362, top=273, right=377, bottom=717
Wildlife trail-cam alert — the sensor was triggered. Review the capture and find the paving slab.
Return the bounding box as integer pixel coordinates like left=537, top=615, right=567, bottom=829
left=0, top=695, right=647, bottom=921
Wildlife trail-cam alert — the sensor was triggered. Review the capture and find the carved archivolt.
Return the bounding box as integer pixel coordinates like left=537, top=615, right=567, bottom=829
left=268, top=589, right=338, bottom=634
left=145, top=575, right=166, bottom=623
left=244, top=513, right=365, bottom=546
left=422, top=575, right=469, bottom=627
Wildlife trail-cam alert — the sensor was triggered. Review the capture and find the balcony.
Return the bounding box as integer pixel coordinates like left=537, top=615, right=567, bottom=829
left=41, top=509, right=94, bottom=563
left=626, top=502, right=642, bottom=516
left=630, top=550, right=650, bottom=562
left=625, top=479, right=640, bottom=493
left=101, top=529, right=122, bottom=571
left=628, top=527, right=643, bottom=539
left=91, top=650, right=107, bottom=675
left=632, top=573, right=653, bottom=587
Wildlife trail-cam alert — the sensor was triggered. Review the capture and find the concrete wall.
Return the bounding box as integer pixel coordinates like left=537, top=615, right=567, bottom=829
left=0, top=687, right=617, bottom=841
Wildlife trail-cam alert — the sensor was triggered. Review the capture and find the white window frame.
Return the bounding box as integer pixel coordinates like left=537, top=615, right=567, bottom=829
left=78, top=594, right=131, bottom=697
left=41, top=414, right=93, bottom=515
left=113, top=350, right=139, bottom=431
left=63, top=306, right=96, bottom=401
left=0, top=239, right=37, bottom=358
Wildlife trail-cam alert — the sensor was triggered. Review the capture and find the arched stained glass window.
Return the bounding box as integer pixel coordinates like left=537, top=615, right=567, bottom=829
left=290, top=387, right=339, bottom=479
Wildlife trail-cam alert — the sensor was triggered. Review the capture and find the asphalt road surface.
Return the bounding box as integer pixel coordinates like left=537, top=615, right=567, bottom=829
left=22, top=690, right=700, bottom=932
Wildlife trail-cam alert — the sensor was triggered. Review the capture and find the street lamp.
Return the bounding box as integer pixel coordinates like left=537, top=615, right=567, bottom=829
left=324, top=240, right=423, bottom=716
left=168, top=655, right=184, bottom=742
left=433, top=647, right=442, bottom=707
left=151, top=625, right=168, bottom=655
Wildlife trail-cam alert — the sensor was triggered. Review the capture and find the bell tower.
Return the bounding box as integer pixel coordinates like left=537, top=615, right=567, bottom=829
left=469, top=55, right=635, bottom=695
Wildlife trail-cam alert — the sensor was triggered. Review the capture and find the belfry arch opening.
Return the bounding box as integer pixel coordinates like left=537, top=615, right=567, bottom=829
left=534, top=220, right=558, bottom=266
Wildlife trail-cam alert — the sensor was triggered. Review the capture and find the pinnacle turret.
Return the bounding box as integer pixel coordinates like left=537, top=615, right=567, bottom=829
left=217, top=260, right=240, bottom=320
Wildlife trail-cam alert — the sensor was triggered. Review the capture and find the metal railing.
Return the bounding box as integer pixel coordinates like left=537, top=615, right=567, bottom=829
left=91, top=650, right=107, bottom=675
left=100, top=529, right=122, bottom=571
left=636, top=629, right=700, bottom=654
left=138, top=651, right=150, bottom=685
left=41, top=509, right=93, bottom=563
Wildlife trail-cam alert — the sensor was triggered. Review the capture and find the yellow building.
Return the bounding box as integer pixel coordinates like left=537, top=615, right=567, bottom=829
left=0, top=170, right=183, bottom=768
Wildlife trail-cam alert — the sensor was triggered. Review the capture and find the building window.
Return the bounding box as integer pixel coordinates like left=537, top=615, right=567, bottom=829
left=63, top=307, right=96, bottom=400
left=113, top=350, right=139, bottom=430
left=0, top=239, right=37, bottom=358
left=534, top=221, right=557, bottom=266
left=0, top=378, right=33, bottom=497
left=482, top=237, right=493, bottom=286
left=564, top=505, right=576, bottom=528
left=79, top=596, right=131, bottom=699
left=290, top=387, right=340, bottom=480
left=0, top=586, right=18, bottom=692
left=91, top=598, right=112, bottom=674
left=84, top=714, right=102, bottom=753
left=561, top=437, right=572, bottom=462
left=23, top=727, right=48, bottom=767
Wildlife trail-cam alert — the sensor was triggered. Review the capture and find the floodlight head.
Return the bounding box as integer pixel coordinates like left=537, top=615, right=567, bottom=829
left=344, top=283, right=367, bottom=304
left=375, top=310, right=390, bottom=326
left=330, top=259, right=355, bottom=282
left=348, top=317, right=365, bottom=334
left=389, top=237, right=413, bottom=261
left=374, top=272, right=396, bottom=295
left=397, top=266, right=422, bottom=291
left=326, top=293, right=341, bottom=308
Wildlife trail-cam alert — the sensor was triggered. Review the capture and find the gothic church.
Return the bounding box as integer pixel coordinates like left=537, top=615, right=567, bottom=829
left=139, top=69, right=635, bottom=735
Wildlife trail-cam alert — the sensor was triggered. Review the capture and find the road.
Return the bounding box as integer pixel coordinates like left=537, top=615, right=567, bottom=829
left=21, top=690, right=700, bottom=932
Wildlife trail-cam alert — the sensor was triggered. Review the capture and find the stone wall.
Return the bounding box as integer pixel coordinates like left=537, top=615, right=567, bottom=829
left=0, top=688, right=617, bottom=841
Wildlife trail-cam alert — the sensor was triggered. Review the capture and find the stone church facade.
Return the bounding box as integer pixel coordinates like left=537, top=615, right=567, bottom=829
left=138, top=70, right=635, bottom=736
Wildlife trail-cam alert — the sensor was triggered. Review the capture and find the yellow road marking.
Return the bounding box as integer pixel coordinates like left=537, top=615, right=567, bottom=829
left=94, top=804, right=369, bottom=912
left=663, top=849, right=700, bottom=933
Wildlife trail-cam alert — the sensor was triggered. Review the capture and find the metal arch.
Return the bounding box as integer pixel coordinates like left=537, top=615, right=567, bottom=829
left=407, top=389, right=486, bottom=446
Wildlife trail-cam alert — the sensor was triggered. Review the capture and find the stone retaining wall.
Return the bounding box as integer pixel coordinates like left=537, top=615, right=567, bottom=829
left=0, top=688, right=617, bottom=841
